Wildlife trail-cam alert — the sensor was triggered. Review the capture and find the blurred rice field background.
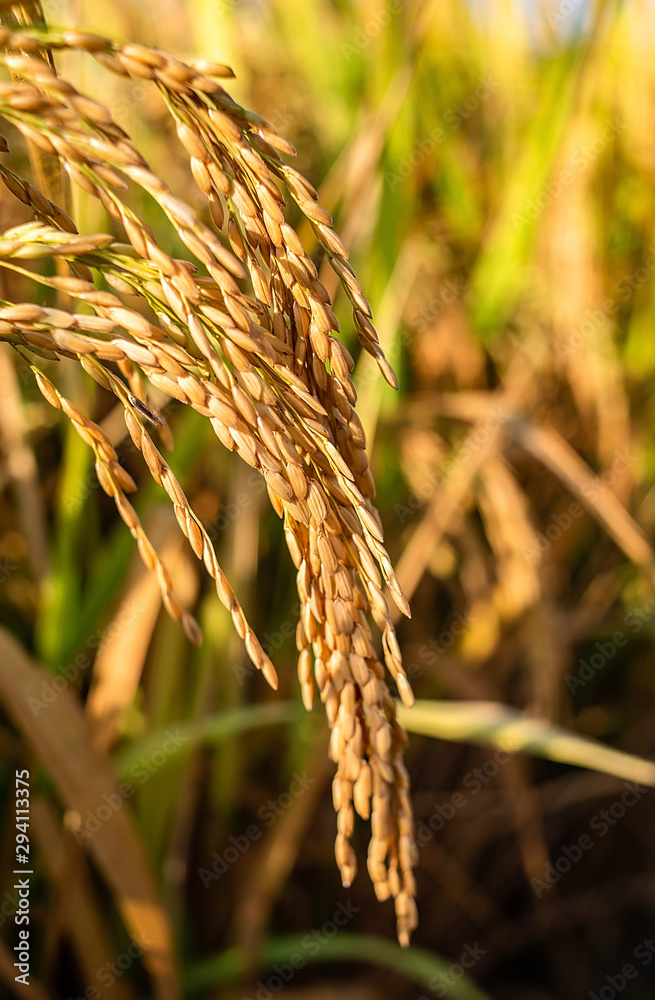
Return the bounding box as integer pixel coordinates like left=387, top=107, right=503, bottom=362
left=3, top=0, right=655, bottom=997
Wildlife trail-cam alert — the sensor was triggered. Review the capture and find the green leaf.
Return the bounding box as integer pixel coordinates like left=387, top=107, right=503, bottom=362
left=116, top=701, right=304, bottom=780
left=186, top=932, right=492, bottom=1000
left=398, top=700, right=655, bottom=786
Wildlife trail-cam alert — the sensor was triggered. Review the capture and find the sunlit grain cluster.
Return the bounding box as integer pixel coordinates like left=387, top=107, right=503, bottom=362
left=0, top=23, right=417, bottom=944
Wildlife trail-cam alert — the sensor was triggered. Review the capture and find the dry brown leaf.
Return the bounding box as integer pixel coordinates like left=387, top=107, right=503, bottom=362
left=31, top=796, right=137, bottom=1000
left=0, top=628, right=180, bottom=1000
left=86, top=506, right=198, bottom=753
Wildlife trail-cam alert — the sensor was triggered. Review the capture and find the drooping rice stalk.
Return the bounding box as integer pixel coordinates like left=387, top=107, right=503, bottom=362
left=0, top=22, right=418, bottom=944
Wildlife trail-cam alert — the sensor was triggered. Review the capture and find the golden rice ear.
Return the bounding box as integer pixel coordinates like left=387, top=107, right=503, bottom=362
left=0, top=22, right=417, bottom=945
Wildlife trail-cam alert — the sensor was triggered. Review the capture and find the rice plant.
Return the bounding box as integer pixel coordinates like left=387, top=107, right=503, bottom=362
left=3, top=2, right=655, bottom=999
left=0, top=4, right=422, bottom=949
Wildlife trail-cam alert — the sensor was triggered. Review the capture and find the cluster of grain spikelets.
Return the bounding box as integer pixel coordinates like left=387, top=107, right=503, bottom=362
left=0, top=25, right=418, bottom=944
